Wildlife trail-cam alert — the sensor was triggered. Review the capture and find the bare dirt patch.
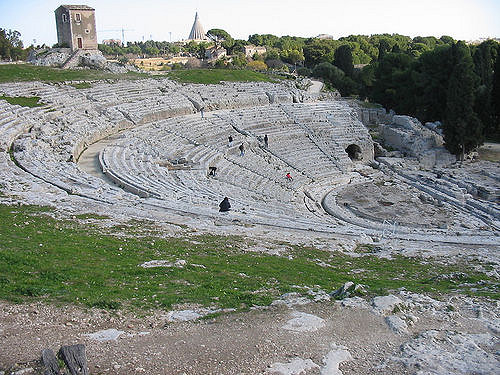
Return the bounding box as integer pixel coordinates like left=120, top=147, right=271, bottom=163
left=336, top=180, right=455, bottom=229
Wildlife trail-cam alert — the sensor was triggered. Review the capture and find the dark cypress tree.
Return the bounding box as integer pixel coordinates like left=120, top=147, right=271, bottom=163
left=443, top=42, right=483, bottom=159
left=377, top=39, right=391, bottom=61
left=333, top=44, right=354, bottom=77
left=472, top=40, right=497, bottom=139
left=491, top=49, right=500, bottom=141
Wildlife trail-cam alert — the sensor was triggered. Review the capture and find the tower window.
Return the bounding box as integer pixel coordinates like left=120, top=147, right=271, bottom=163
left=62, top=14, right=67, bottom=23
left=75, top=13, right=81, bottom=22
left=85, top=29, right=90, bottom=34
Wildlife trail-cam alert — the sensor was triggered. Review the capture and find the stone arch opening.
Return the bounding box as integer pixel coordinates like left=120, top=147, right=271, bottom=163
left=345, top=144, right=362, bottom=161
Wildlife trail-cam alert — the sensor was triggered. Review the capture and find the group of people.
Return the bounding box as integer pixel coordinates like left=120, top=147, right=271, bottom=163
left=213, top=133, right=294, bottom=213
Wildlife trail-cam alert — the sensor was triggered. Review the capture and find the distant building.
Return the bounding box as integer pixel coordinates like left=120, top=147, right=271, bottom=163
left=102, top=39, right=122, bottom=46
left=187, top=12, right=208, bottom=42
left=316, top=34, right=334, bottom=40
left=55, top=5, right=97, bottom=51
left=243, top=45, right=267, bottom=57
left=205, top=46, right=226, bottom=60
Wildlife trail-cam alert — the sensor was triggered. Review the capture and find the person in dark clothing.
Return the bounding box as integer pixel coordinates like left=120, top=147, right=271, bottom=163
left=219, top=197, right=231, bottom=212
left=200, top=107, right=205, bottom=118
left=264, top=134, right=268, bottom=147
left=239, top=143, right=245, bottom=156
left=208, top=166, right=217, bottom=176
left=228, top=135, right=233, bottom=146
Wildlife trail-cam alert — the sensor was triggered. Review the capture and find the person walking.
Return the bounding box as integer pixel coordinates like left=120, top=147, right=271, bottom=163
left=228, top=135, right=233, bottom=147
left=219, top=197, right=231, bottom=212
left=286, top=172, right=293, bottom=181
left=264, top=134, right=268, bottom=147
left=200, top=107, right=205, bottom=118
left=239, top=143, right=245, bottom=156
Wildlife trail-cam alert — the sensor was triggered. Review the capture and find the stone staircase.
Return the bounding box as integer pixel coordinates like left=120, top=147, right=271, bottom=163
left=60, top=49, right=87, bottom=69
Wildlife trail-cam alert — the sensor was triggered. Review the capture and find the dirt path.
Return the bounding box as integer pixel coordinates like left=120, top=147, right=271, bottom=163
left=1, top=293, right=497, bottom=375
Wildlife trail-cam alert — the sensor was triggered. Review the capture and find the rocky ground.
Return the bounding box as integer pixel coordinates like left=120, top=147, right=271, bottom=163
left=1, top=290, right=498, bottom=375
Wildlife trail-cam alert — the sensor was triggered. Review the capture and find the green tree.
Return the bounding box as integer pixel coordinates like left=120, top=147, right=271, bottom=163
left=207, top=29, right=232, bottom=50
left=443, top=42, right=483, bottom=158
left=0, top=28, right=25, bottom=60
left=334, top=44, right=354, bottom=76
left=370, top=52, right=413, bottom=112
left=231, top=52, right=247, bottom=67
left=377, top=39, right=391, bottom=61
left=411, top=44, right=454, bottom=122
left=145, top=46, right=159, bottom=56
left=491, top=51, right=500, bottom=140
left=281, top=49, right=304, bottom=65
left=303, top=39, right=335, bottom=67
left=247, top=60, right=267, bottom=70
left=248, top=34, right=280, bottom=47
left=312, top=62, right=357, bottom=96
left=472, top=40, right=497, bottom=139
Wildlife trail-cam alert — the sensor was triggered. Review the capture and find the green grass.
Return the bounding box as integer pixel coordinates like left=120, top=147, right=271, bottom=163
left=0, top=204, right=496, bottom=313
left=167, top=69, right=273, bottom=84
left=0, top=63, right=148, bottom=83
left=0, top=95, right=43, bottom=108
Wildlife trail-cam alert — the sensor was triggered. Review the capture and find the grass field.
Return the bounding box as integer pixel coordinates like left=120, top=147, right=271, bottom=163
left=0, top=204, right=496, bottom=313
left=0, top=63, right=148, bottom=83
left=167, top=69, right=273, bottom=84
left=0, top=95, right=43, bottom=107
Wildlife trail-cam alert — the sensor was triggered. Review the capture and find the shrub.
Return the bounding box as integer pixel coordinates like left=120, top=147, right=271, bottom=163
left=247, top=60, right=267, bottom=71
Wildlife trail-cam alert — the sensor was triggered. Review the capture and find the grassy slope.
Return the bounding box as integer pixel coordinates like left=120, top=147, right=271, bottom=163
left=0, top=63, right=148, bottom=83
left=0, top=204, right=496, bottom=312
left=167, top=69, right=272, bottom=84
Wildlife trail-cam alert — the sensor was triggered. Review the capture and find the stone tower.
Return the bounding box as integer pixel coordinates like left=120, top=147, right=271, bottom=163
left=188, top=12, right=207, bottom=41
left=55, top=5, right=97, bottom=51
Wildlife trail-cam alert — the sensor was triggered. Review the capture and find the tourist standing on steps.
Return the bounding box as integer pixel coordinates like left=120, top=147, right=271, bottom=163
left=200, top=107, right=205, bottom=118
left=228, top=135, right=233, bottom=147
left=264, top=134, right=268, bottom=147
left=286, top=172, right=293, bottom=181
left=219, top=197, right=231, bottom=212
left=239, top=143, right=245, bottom=156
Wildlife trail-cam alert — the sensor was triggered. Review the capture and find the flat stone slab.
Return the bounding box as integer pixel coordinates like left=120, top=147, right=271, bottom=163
left=266, top=357, right=319, bottom=374
left=321, top=344, right=353, bottom=375
left=392, top=330, right=499, bottom=374
left=372, top=294, right=404, bottom=315
left=85, top=328, right=125, bottom=342
left=282, top=311, right=325, bottom=332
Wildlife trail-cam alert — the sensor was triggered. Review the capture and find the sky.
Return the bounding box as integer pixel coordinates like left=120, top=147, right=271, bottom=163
left=0, top=0, right=499, bottom=46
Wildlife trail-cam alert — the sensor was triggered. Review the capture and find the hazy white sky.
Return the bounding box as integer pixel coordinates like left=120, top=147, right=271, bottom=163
left=0, top=0, right=499, bottom=46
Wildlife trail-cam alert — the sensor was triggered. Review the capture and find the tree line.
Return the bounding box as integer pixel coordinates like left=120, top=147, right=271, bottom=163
left=0, top=28, right=27, bottom=61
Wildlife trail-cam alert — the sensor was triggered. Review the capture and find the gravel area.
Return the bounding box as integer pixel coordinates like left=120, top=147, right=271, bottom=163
left=1, top=292, right=498, bottom=375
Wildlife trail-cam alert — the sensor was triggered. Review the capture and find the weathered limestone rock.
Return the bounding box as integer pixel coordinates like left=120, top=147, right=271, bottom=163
left=379, top=115, right=455, bottom=169
left=27, top=48, right=71, bottom=66
left=330, top=281, right=366, bottom=299
left=385, top=315, right=409, bottom=334
left=80, top=53, right=107, bottom=70
left=372, top=294, right=404, bottom=315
